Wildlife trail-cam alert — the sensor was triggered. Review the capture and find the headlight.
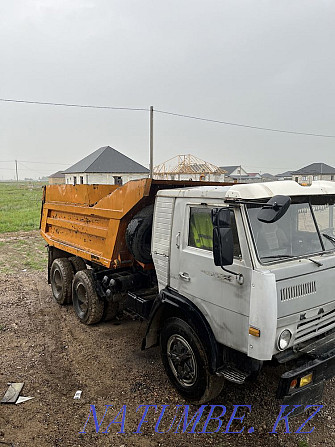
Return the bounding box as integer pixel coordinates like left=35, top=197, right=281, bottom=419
left=278, top=329, right=292, bottom=350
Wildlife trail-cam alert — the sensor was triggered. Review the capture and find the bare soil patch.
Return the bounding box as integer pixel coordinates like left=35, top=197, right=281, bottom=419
left=0, top=232, right=334, bottom=446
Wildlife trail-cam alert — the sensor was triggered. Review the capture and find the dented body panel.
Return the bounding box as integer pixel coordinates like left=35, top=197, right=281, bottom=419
left=40, top=179, right=230, bottom=268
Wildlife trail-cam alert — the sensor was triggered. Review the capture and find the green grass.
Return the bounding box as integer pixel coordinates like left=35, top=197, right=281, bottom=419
left=0, top=182, right=46, bottom=233
left=0, top=237, right=47, bottom=273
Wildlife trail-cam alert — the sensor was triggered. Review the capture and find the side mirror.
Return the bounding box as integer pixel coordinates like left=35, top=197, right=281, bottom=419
left=211, top=207, right=231, bottom=226
left=257, top=195, right=291, bottom=223
left=212, top=208, right=234, bottom=266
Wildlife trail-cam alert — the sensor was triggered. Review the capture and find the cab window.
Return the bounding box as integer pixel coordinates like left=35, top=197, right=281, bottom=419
left=188, top=207, right=241, bottom=257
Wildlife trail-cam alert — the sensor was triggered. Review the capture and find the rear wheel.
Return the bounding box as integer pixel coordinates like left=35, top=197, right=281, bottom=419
left=50, top=258, right=74, bottom=305
left=69, top=256, right=87, bottom=273
left=160, top=317, right=224, bottom=403
left=72, top=270, right=104, bottom=324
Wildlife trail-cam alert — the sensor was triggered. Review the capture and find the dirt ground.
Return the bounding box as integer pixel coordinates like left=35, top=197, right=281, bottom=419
left=1, top=232, right=335, bottom=447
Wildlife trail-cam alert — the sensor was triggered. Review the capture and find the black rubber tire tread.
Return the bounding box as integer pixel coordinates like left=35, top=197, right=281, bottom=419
left=103, top=301, right=119, bottom=322
left=160, top=317, right=224, bottom=404
left=72, top=270, right=104, bottom=325
left=69, top=256, right=87, bottom=273
left=50, top=258, right=74, bottom=305
left=125, top=205, right=154, bottom=264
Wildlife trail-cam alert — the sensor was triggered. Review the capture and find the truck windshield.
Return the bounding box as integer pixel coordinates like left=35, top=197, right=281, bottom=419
left=247, top=196, right=335, bottom=263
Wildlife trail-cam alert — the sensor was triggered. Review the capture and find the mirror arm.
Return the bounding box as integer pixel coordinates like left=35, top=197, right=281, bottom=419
left=219, top=264, right=244, bottom=285
left=224, top=199, right=280, bottom=209
left=216, top=230, right=244, bottom=284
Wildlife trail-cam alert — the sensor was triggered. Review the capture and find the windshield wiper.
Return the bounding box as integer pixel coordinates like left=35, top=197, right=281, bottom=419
left=261, top=254, right=323, bottom=266
left=322, top=233, right=335, bottom=246
left=260, top=255, right=296, bottom=260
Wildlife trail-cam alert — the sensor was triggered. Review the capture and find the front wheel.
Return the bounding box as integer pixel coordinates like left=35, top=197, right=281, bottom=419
left=72, top=270, right=104, bottom=325
left=160, top=317, right=224, bottom=404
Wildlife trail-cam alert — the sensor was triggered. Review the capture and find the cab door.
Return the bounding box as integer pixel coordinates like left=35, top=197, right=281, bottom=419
left=169, top=198, right=251, bottom=318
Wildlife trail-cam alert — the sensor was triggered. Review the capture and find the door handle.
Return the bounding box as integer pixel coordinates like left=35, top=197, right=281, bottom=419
left=179, top=272, right=190, bottom=281
left=176, top=232, right=181, bottom=248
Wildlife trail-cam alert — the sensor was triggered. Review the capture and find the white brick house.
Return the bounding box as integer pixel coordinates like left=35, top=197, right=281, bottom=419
left=63, top=146, right=149, bottom=186
left=292, top=163, right=335, bottom=185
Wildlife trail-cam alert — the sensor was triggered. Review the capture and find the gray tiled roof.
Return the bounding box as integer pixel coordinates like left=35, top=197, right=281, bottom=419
left=292, top=163, right=335, bottom=175
left=63, top=146, right=149, bottom=174
left=48, top=170, right=65, bottom=178
left=275, top=171, right=294, bottom=177
left=219, top=166, right=240, bottom=175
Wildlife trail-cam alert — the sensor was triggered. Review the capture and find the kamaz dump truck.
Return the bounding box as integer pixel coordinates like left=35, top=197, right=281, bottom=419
left=40, top=178, right=335, bottom=405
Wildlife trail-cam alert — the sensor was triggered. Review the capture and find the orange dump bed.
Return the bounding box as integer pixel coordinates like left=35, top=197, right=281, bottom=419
left=40, top=179, right=232, bottom=268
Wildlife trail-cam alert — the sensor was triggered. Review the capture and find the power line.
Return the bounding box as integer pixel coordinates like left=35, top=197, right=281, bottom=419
left=0, top=97, right=334, bottom=138
left=154, top=109, right=335, bottom=138
left=0, top=160, right=69, bottom=166
left=0, top=98, right=148, bottom=112
left=18, top=161, right=50, bottom=176
left=0, top=160, right=70, bottom=166
left=19, top=160, right=70, bottom=166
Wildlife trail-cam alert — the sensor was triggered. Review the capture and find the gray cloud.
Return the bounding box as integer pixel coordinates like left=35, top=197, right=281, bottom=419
left=0, top=0, right=334, bottom=179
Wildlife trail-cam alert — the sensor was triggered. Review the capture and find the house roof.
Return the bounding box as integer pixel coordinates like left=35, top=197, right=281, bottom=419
left=292, top=163, right=335, bottom=175
left=275, top=171, right=294, bottom=178
left=154, top=154, right=225, bottom=175
left=63, top=146, right=149, bottom=174
left=49, top=170, right=65, bottom=178
left=219, top=166, right=241, bottom=175
left=261, top=172, right=276, bottom=179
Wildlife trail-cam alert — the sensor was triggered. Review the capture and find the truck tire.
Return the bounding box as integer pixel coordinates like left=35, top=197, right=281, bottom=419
left=50, top=258, right=74, bottom=305
left=160, top=317, right=224, bottom=404
left=69, top=256, right=87, bottom=273
left=72, top=270, right=104, bottom=325
left=125, top=205, right=153, bottom=264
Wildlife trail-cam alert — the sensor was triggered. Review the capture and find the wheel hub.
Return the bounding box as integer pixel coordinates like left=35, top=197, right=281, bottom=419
left=167, top=334, right=197, bottom=387
left=52, top=270, right=62, bottom=296
left=76, top=284, right=88, bottom=314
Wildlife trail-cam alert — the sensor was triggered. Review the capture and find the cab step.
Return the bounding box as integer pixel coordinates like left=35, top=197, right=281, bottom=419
left=216, top=365, right=249, bottom=384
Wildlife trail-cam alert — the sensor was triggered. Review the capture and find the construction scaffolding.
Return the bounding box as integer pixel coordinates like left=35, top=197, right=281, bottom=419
left=154, top=154, right=226, bottom=181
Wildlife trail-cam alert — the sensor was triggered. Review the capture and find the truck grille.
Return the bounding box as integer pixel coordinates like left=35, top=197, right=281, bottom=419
left=295, top=307, right=335, bottom=344
left=280, top=281, right=316, bottom=302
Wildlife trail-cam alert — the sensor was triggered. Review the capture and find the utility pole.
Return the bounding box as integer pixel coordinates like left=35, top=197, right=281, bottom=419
left=149, top=106, right=154, bottom=179
left=15, top=160, right=18, bottom=182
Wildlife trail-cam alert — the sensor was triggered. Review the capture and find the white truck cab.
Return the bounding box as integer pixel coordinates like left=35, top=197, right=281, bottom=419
left=147, top=180, right=335, bottom=405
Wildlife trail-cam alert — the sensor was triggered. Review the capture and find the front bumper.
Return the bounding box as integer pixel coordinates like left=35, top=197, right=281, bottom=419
left=277, top=333, right=335, bottom=406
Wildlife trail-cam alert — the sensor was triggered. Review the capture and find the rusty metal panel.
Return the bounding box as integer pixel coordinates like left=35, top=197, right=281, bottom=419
left=41, top=180, right=151, bottom=267
left=41, top=179, right=234, bottom=268
left=45, top=184, right=118, bottom=205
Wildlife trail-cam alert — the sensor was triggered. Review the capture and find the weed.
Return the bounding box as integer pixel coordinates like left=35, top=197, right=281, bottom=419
left=0, top=182, right=46, bottom=233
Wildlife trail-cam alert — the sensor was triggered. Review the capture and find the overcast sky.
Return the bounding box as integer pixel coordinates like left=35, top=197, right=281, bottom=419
left=0, top=0, right=334, bottom=180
